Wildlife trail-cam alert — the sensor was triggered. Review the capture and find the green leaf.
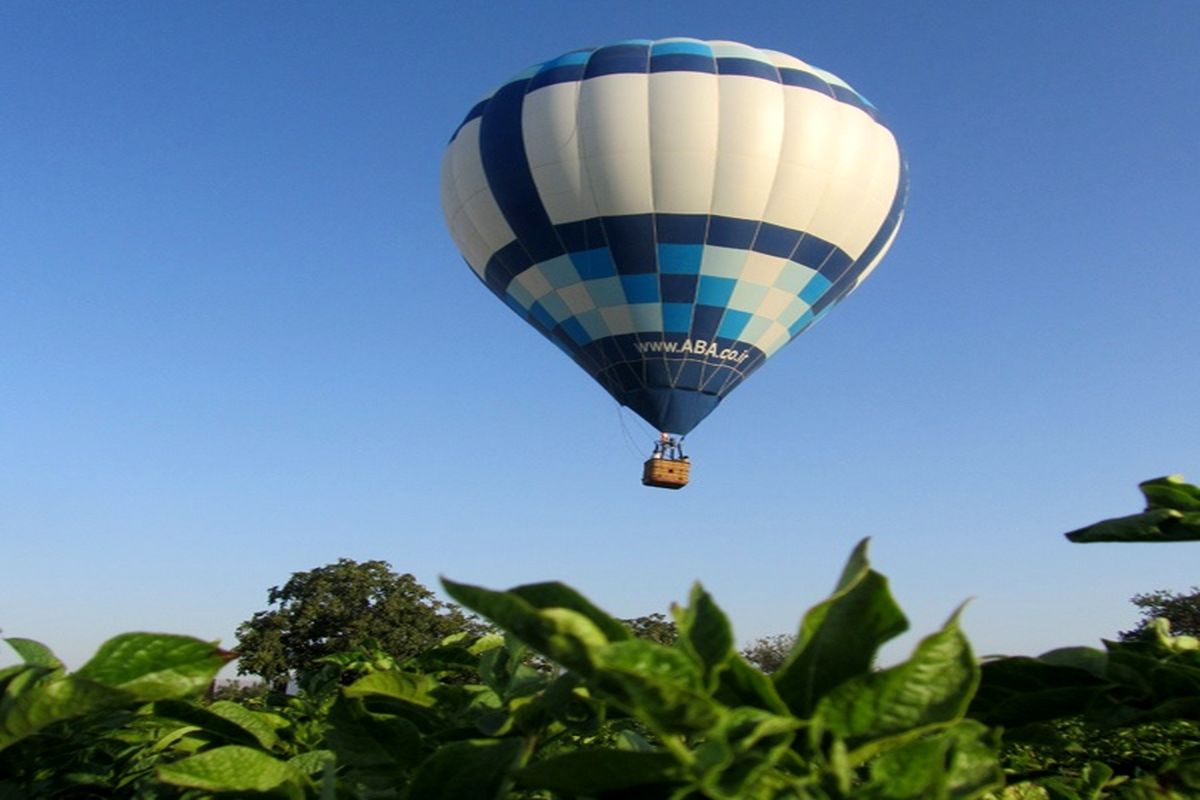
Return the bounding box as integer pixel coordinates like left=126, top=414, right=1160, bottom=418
left=516, top=749, right=681, bottom=795
left=157, top=745, right=307, bottom=798
left=154, top=698, right=281, bottom=749
left=154, top=699, right=278, bottom=749
left=715, top=655, right=791, bottom=715
left=0, top=673, right=130, bottom=752
left=343, top=669, right=438, bottom=707
left=1065, top=508, right=1200, bottom=543
left=592, top=640, right=720, bottom=732
left=970, top=656, right=1108, bottom=727
left=693, top=707, right=802, bottom=798
left=75, top=633, right=233, bottom=701
left=324, top=693, right=427, bottom=775
left=673, top=583, right=736, bottom=692
left=288, top=749, right=336, bottom=776
left=509, top=582, right=631, bottom=643
left=3, top=638, right=63, bottom=670
left=862, top=720, right=1002, bottom=799
left=442, top=579, right=608, bottom=674
left=1140, top=475, right=1200, bottom=512
left=815, top=606, right=978, bottom=757
left=401, top=738, right=527, bottom=800
left=774, top=539, right=909, bottom=718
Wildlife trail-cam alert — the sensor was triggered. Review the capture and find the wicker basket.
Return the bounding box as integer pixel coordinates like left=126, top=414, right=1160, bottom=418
left=642, top=457, right=690, bottom=489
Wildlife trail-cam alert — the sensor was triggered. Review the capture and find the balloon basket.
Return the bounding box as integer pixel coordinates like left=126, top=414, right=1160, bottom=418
left=642, top=457, right=690, bottom=490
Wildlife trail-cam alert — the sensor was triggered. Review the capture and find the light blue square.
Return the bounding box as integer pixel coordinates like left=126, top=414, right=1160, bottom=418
left=539, top=255, right=581, bottom=289
left=799, top=273, right=832, bottom=305
left=628, top=303, right=663, bottom=333
left=718, top=309, right=753, bottom=340
left=576, top=309, right=609, bottom=341
left=775, top=263, right=818, bottom=295
left=506, top=281, right=536, bottom=310
left=788, top=310, right=815, bottom=337
left=697, top=276, right=736, bottom=307
left=658, top=243, right=703, bottom=274
left=699, top=246, right=749, bottom=278
left=586, top=276, right=627, bottom=308
left=662, top=303, right=692, bottom=333
left=538, top=291, right=572, bottom=323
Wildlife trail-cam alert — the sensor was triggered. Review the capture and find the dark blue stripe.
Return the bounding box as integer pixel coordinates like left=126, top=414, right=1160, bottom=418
left=650, top=53, right=716, bottom=73
left=791, top=236, right=837, bottom=269
left=528, top=63, right=587, bottom=92
left=603, top=214, right=656, bottom=275
left=752, top=223, right=802, bottom=258
left=812, top=157, right=909, bottom=315
left=778, top=68, right=834, bottom=96
left=478, top=80, right=564, bottom=264
left=707, top=216, right=757, bottom=249
left=584, top=43, right=650, bottom=78
left=484, top=55, right=882, bottom=132
left=483, top=239, right=534, bottom=297
left=656, top=213, right=707, bottom=243
left=476, top=213, right=853, bottom=296
left=716, top=57, right=780, bottom=82
left=557, top=217, right=608, bottom=252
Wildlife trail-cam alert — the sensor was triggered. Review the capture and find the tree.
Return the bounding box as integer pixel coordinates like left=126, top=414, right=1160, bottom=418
left=621, top=613, right=678, bottom=645
left=1120, top=586, right=1200, bottom=641
left=235, top=558, right=476, bottom=687
left=741, top=633, right=797, bottom=674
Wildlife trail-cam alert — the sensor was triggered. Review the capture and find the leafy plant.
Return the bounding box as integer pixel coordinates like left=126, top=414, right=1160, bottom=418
left=4, top=476, right=1200, bottom=798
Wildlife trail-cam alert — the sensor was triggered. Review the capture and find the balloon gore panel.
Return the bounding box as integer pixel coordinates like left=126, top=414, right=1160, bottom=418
left=442, top=39, right=907, bottom=435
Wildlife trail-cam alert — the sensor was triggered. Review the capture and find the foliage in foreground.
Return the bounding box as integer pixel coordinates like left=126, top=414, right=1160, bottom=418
left=2, top=476, right=1200, bottom=798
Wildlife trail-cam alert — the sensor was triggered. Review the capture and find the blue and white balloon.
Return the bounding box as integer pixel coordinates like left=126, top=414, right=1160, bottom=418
left=441, top=38, right=907, bottom=435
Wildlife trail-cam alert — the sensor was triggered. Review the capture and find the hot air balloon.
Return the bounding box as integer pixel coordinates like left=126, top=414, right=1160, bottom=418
left=440, top=38, right=907, bottom=488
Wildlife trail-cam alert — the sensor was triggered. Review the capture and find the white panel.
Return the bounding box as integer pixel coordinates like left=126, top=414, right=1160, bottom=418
left=754, top=322, right=791, bottom=358
left=837, top=128, right=902, bottom=259
left=558, top=282, right=595, bottom=314
left=776, top=298, right=811, bottom=329
left=524, top=82, right=599, bottom=225
left=803, top=108, right=895, bottom=258
left=648, top=71, right=719, bottom=214
left=761, top=87, right=841, bottom=235
left=756, top=287, right=795, bottom=320
left=578, top=73, right=654, bottom=216
left=710, top=75, right=784, bottom=220
left=739, top=251, right=786, bottom=286
left=512, top=265, right=553, bottom=302
left=450, top=119, right=517, bottom=254
left=709, top=41, right=769, bottom=61
left=629, top=302, right=663, bottom=333
left=761, top=49, right=814, bottom=72
left=599, top=305, right=636, bottom=336
left=445, top=207, right=491, bottom=278
left=439, top=147, right=462, bottom=224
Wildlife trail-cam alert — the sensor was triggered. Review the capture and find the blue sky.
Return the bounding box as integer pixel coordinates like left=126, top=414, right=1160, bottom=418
left=3, top=2, right=1199, bottom=671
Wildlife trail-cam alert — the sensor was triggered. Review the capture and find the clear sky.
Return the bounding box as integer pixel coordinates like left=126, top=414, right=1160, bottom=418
left=3, top=2, right=1199, bottom=671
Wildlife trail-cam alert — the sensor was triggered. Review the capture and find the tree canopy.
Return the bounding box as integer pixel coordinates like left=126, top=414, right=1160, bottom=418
left=235, top=558, right=476, bottom=686
left=1121, top=586, right=1200, bottom=641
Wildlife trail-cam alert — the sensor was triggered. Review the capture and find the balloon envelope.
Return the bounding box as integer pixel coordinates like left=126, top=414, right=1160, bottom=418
left=441, top=39, right=907, bottom=435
